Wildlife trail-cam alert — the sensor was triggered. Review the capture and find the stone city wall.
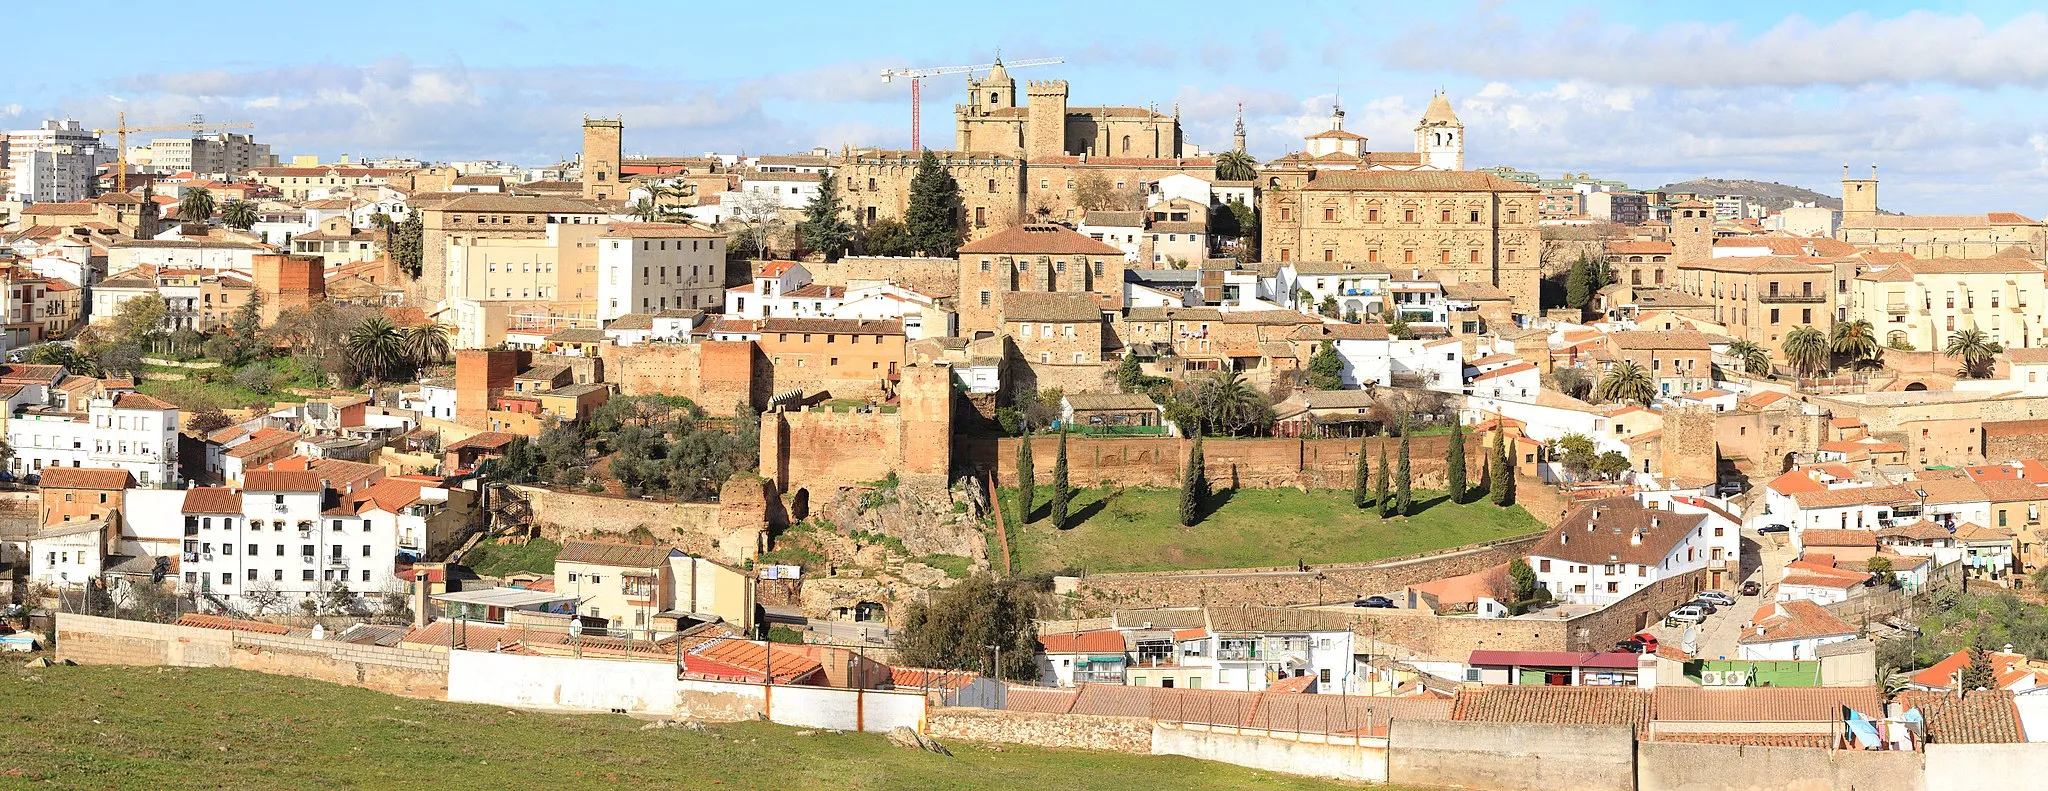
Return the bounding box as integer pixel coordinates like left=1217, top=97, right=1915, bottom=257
left=507, top=484, right=762, bottom=565
left=1068, top=535, right=1543, bottom=615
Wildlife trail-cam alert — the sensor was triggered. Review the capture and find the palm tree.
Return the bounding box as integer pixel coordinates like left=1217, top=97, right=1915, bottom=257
left=179, top=187, right=216, bottom=225
left=346, top=317, right=406, bottom=382
left=1594, top=360, right=1656, bottom=406
left=1782, top=326, right=1829, bottom=378
left=1945, top=328, right=2003, bottom=379
left=1214, top=150, right=1258, bottom=182
left=628, top=198, right=661, bottom=222
left=1831, top=319, right=1882, bottom=371
left=1195, top=368, right=1263, bottom=436
left=400, top=322, right=454, bottom=367
left=1726, top=339, right=1772, bottom=378
left=220, top=199, right=258, bottom=230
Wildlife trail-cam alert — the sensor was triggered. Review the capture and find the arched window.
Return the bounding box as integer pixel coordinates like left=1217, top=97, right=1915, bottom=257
left=1121, top=135, right=1131, bottom=153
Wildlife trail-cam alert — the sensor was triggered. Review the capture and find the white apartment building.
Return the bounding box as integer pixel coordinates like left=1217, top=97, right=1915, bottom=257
left=5, top=119, right=108, bottom=203
left=141, top=133, right=277, bottom=176
left=174, top=470, right=406, bottom=610
left=736, top=172, right=822, bottom=209
left=595, top=222, right=727, bottom=319
left=1528, top=496, right=1739, bottom=605
left=8, top=391, right=180, bottom=487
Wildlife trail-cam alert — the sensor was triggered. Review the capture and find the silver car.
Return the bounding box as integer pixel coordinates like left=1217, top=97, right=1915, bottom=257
left=1667, top=605, right=1707, bottom=623
left=1698, top=591, right=1736, bottom=607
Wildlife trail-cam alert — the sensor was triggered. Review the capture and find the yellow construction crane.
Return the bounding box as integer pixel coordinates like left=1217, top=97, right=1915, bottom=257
left=92, top=112, right=255, bottom=192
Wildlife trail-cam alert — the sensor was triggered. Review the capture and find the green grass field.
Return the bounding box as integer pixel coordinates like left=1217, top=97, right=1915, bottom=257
left=139, top=377, right=303, bottom=411
left=456, top=537, right=562, bottom=577
left=1003, top=486, right=1542, bottom=575
left=0, top=664, right=1373, bottom=790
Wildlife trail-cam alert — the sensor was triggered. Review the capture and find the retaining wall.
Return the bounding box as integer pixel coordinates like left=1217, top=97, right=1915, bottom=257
left=1924, top=743, right=2048, bottom=791
left=1387, top=719, right=1636, bottom=791
left=1636, top=742, right=1924, bottom=791
left=55, top=613, right=448, bottom=699
left=1152, top=722, right=1389, bottom=784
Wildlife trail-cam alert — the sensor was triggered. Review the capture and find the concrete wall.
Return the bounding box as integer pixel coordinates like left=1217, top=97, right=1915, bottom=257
left=448, top=651, right=679, bottom=714
left=55, top=614, right=449, bottom=699
left=1637, top=742, right=1925, bottom=791
left=1153, top=722, right=1389, bottom=784
left=769, top=683, right=926, bottom=734
left=927, top=707, right=1152, bottom=753
left=1925, top=743, right=2048, bottom=791
left=1388, top=719, right=1636, bottom=791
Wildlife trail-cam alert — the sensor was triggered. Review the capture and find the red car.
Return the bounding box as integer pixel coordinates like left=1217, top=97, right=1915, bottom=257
left=1741, top=580, right=1762, bottom=596
left=1615, top=632, right=1660, bottom=654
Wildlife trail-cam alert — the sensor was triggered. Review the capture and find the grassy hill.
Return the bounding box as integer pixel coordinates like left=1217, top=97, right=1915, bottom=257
left=0, top=664, right=1373, bottom=790
left=1003, top=486, right=1543, bottom=575
left=1653, top=178, right=1840, bottom=212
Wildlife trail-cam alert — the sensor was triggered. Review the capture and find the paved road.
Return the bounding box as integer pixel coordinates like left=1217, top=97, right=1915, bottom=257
left=1644, top=526, right=1793, bottom=658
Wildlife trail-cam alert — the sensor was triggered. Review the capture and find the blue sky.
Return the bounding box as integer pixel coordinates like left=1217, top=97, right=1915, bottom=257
left=10, top=1, right=2048, bottom=213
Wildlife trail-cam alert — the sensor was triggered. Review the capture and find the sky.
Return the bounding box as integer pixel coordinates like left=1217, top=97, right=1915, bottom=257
left=10, top=1, right=2048, bottom=214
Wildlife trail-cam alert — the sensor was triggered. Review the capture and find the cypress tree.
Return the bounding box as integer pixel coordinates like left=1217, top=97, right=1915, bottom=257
left=1445, top=419, right=1468, bottom=503
left=1489, top=430, right=1515, bottom=507
left=905, top=150, right=962, bottom=257
left=1180, top=434, right=1208, bottom=527
left=1015, top=432, right=1035, bottom=525
left=1565, top=257, right=1592, bottom=309
left=1395, top=421, right=1413, bottom=517
left=796, top=176, right=853, bottom=260
left=1050, top=429, right=1071, bottom=529
left=1374, top=441, right=1391, bottom=518
left=1351, top=433, right=1371, bottom=509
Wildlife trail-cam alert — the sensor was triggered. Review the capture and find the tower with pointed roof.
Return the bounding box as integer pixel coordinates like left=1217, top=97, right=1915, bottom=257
left=1232, top=103, right=1246, bottom=154
left=1415, top=92, right=1464, bottom=171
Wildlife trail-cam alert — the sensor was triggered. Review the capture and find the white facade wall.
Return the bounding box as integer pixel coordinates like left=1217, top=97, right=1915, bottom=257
left=595, top=233, right=725, bottom=319
left=179, top=487, right=402, bottom=608
left=8, top=401, right=179, bottom=486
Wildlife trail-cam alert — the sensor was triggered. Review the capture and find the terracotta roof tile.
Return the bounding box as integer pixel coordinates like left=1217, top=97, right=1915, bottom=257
left=1451, top=686, right=1651, bottom=731
left=1039, top=629, right=1126, bottom=654
left=1653, top=686, right=1882, bottom=722
left=1895, top=690, right=2026, bottom=743
left=1533, top=497, right=1706, bottom=567
left=182, top=487, right=244, bottom=514
left=37, top=466, right=134, bottom=490
left=175, top=614, right=290, bottom=635
left=957, top=224, right=1123, bottom=256
left=1738, top=600, right=1856, bottom=644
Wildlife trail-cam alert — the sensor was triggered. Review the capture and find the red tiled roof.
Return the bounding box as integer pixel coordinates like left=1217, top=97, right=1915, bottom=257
left=37, top=466, right=133, bottom=490
left=243, top=469, right=324, bottom=492
left=1798, top=529, right=1879, bottom=547
left=1653, top=686, right=1882, bottom=722
left=1040, top=629, right=1126, bottom=654
left=890, top=667, right=982, bottom=692
left=688, top=639, right=823, bottom=684
left=1895, top=690, right=2027, bottom=744
left=1739, top=600, right=1856, bottom=644
left=442, top=432, right=517, bottom=452
left=957, top=224, right=1123, bottom=256
left=182, top=487, right=243, bottom=514
left=1451, top=686, right=1652, bottom=732
left=112, top=392, right=176, bottom=410
left=175, top=614, right=290, bottom=635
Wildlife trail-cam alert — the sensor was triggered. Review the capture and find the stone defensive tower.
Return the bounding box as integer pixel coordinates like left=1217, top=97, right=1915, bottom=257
left=1025, top=80, right=1069, bottom=161
left=1841, top=164, right=1878, bottom=226
left=581, top=116, right=624, bottom=201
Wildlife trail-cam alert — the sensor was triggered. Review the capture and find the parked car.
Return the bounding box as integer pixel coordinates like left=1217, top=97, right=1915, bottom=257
left=1757, top=524, right=1791, bottom=534
left=1687, top=599, right=1719, bottom=615
left=1353, top=596, right=1395, bottom=608
left=1698, top=591, right=1736, bottom=607
left=1631, top=632, right=1660, bottom=652
left=1667, top=605, right=1707, bottom=624
left=1615, top=639, right=1647, bottom=653
left=1740, top=580, right=1762, bottom=596
left=1615, top=632, right=1661, bottom=654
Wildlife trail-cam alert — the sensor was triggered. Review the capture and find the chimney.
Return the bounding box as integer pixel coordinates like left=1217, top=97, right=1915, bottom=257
left=1631, top=531, right=1642, bottom=546
left=411, top=572, right=432, bottom=628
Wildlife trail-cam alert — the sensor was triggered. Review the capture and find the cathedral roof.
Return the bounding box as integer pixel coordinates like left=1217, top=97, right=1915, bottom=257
left=1421, top=93, right=1462, bottom=126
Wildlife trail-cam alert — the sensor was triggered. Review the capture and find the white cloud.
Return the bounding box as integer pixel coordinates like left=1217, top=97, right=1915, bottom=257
left=1381, top=9, right=2048, bottom=88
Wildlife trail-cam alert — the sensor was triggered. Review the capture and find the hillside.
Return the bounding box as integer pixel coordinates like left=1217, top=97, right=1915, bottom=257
left=0, top=664, right=1369, bottom=790
left=1654, top=178, right=1840, bottom=212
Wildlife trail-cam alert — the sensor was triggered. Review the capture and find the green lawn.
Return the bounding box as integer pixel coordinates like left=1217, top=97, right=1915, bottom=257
left=1003, top=487, right=1542, bottom=575
left=139, top=377, right=301, bottom=411
left=0, top=665, right=1371, bottom=790
left=457, top=537, right=562, bottom=577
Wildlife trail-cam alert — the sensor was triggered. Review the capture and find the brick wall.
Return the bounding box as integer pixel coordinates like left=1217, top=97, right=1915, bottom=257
left=759, top=363, right=954, bottom=497
left=596, top=342, right=763, bottom=417
left=992, top=435, right=1485, bottom=491
left=926, top=707, right=1153, bottom=753
left=456, top=349, right=530, bottom=418
left=55, top=614, right=449, bottom=699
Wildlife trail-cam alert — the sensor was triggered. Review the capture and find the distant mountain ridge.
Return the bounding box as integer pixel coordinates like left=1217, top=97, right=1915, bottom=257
left=1653, top=178, right=1841, bottom=213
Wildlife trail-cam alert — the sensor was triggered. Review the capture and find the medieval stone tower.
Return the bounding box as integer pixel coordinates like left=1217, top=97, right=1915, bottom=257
left=1025, top=80, right=1069, bottom=161
left=581, top=116, right=624, bottom=201
left=1841, top=165, right=1878, bottom=226
left=1414, top=92, right=1465, bottom=171
left=1672, top=199, right=1715, bottom=263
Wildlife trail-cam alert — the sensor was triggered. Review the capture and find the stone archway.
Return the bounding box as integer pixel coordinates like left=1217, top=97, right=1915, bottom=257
left=1905, top=382, right=1929, bottom=392
left=854, top=601, right=886, bottom=622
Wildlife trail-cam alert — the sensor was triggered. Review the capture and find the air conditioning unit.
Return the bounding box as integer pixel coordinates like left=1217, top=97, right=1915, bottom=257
left=1725, top=671, right=1749, bottom=687
left=1701, top=670, right=1724, bottom=686
left=298, top=530, right=311, bottom=539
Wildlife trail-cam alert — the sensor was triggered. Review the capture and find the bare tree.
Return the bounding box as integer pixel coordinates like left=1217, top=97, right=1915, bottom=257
left=1073, top=173, right=1144, bottom=212
left=244, top=581, right=284, bottom=617
left=725, top=190, right=787, bottom=258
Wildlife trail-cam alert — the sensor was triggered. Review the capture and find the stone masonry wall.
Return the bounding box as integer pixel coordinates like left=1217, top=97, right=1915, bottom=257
left=596, top=341, right=763, bottom=417
left=510, top=484, right=763, bottom=565
left=1069, top=535, right=1543, bottom=615
left=56, top=614, right=449, bottom=700
left=995, top=435, right=1485, bottom=491
left=926, top=707, right=1153, bottom=754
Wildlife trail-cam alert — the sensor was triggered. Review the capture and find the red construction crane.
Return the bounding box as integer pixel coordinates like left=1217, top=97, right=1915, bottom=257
left=881, top=57, right=1062, bottom=151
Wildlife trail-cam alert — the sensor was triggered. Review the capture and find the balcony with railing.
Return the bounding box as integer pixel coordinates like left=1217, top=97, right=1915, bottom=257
left=1759, top=292, right=1826, bottom=303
